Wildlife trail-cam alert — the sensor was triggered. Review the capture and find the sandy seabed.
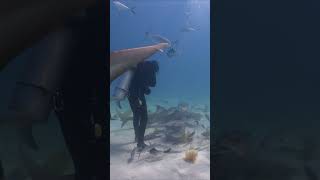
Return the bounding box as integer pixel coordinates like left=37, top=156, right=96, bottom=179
left=110, top=97, right=211, bottom=180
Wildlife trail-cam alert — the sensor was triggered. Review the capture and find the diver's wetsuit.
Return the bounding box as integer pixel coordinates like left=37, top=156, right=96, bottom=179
left=0, top=160, right=3, bottom=180
left=128, top=61, right=158, bottom=148
left=53, top=1, right=108, bottom=179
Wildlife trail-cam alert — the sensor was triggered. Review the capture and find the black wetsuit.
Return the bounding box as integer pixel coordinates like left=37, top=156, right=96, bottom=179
left=128, top=61, right=157, bottom=148
left=0, top=160, right=3, bottom=180
left=54, top=1, right=108, bottom=179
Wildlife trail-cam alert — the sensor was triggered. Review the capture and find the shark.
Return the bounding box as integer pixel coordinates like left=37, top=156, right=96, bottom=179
left=181, top=26, right=198, bottom=32
left=110, top=43, right=169, bottom=82
left=116, top=108, right=133, bottom=128
left=0, top=42, right=169, bottom=151
left=112, top=0, right=136, bottom=15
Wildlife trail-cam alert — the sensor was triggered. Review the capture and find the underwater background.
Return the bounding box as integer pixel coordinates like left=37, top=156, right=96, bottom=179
left=110, top=0, right=211, bottom=180
left=110, top=0, right=211, bottom=102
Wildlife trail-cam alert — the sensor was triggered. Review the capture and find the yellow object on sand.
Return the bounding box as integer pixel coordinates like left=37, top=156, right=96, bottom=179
left=184, top=149, right=198, bottom=163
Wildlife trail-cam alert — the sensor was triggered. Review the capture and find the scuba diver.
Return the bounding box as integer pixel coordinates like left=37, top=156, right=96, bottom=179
left=128, top=60, right=159, bottom=150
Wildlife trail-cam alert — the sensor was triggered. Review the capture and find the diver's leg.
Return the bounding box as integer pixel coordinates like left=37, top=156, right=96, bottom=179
left=129, top=96, right=141, bottom=142
left=56, top=95, right=93, bottom=180
left=90, top=70, right=108, bottom=179
left=137, top=95, right=148, bottom=148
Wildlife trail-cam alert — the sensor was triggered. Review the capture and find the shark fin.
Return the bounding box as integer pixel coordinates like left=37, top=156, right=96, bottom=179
left=18, top=125, right=39, bottom=151
left=121, top=120, right=127, bottom=128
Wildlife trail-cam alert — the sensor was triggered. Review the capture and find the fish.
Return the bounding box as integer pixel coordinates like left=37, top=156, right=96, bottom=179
left=155, top=105, right=166, bottom=113
left=181, top=27, right=197, bottom=32
left=113, top=0, right=136, bottom=14
left=116, top=109, right=133, bottom=128
left=110, top=43, right=169, bottom=82
left=145, top=32, right=172, bottom=46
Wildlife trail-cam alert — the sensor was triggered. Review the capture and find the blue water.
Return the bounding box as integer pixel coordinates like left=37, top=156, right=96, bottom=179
left=110, top=0, right=210, bottom=102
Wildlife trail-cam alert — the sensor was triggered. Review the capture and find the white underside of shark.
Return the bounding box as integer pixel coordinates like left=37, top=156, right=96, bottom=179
left=110, top=43, right=169, bottom=82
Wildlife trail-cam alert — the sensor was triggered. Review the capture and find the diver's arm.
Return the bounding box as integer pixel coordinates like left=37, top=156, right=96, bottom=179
left=0, top=0, right=96, bottom=70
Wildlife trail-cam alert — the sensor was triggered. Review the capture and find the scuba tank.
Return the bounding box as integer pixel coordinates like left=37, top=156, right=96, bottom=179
left=112, top=69, right=135, bottom=109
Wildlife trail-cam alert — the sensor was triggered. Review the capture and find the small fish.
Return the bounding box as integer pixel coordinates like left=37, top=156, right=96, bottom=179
left=116, top=109, right=133, bottom=127
left=145, top=32, right=171, bottom=46
left=181, top=27, right=197, bottom=32
left=155, top=105, right=166, bottom=113
left=113, top=0, right=136, bottom=14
